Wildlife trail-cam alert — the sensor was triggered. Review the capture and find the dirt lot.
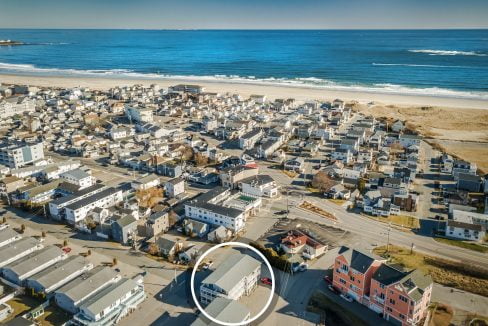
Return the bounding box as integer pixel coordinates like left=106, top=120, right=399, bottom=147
left=256, top=218, right=351, bottom=250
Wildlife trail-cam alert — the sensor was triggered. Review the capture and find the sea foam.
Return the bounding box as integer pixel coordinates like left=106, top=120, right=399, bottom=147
left=409, top=49, right=487, bottom=57
left=1, top=62, right=488, bottom=100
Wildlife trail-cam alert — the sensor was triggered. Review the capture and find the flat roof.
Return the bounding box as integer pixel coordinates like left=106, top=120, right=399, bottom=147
left=0, top=228, right=21, bottom=247
left=0, top=237, right=41, bottom=265
left=55, top=266, right=118, bottom=303
left=60, top=168, right=90, bottom=180
left=65, top=187, right=120, bottom=211
left=27, top=255, right=92, bottom=292
left=79, top=278, right=138, bottom=317
left=191, top=297, right=250, bottom=326
left=51, top=183, right=105, bottom=206
left=3, top=246, right=64, bottom=278
left=202, top=254, right=261, bottom=293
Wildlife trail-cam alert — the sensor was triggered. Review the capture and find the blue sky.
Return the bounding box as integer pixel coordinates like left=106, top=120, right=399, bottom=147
left=1, top=0, right=487, bottom=29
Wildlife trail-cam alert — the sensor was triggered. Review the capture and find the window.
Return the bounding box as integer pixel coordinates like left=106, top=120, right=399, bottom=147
left=389, top=298, right=396, bottom=305
left=339, top=278, right=346, bottom=285
left=399, top=314, right=405, bottom=320
left=399, top=295, right=408, bottom=303
left=350, top=275, right=355, bottom=282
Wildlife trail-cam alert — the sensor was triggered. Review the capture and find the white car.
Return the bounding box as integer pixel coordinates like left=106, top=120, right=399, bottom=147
left=298, top=263, right=308, bottom=272
left=340, top=293, right=354, bottom=302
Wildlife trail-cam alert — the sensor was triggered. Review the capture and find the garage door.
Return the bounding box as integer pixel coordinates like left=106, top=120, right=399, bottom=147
left=387, top=314, right=403, bottom=326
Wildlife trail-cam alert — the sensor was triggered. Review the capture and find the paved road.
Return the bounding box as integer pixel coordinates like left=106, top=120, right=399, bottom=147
left=259, top=166, right=488, bottom=269
left=293, top=197, right=488, bottom=269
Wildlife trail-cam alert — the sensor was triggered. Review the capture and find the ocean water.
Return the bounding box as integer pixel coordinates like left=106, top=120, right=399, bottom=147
left=0, top=29, right=487, bottom=99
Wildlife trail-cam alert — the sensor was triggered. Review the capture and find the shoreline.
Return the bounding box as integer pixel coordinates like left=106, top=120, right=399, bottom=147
left=1, top=73, right=487, bottom=109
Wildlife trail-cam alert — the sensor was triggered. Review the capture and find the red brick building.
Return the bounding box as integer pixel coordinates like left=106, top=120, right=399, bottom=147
left=333, top=247, right=433, bottom=326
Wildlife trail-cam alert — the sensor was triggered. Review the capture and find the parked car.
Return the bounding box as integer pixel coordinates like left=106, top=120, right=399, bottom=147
left=274, top=210, right=289, bottom=215
left=260, top=277, right=272, bottom=286
left=340, top=293, right=353, bottom=302
left=62, top=247, right=72, bottom=254
left=324, top=275, right=332, bottom=284
left=293, top=263, right=308, bottom=272
left=202, top=261, right=213, bottom=270
left=328, top=284, right=340, bottom=294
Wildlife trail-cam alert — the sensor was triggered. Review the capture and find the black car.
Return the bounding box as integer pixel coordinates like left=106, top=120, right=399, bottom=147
left=274, top=210, right=289, bottom=215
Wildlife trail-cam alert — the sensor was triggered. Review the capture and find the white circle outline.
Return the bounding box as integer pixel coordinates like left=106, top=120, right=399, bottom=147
left=190, top=241, right=276, bottom=326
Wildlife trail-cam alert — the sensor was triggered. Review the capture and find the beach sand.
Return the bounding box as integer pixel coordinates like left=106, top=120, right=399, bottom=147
left=1, top=74, right=488, bottom=109
left=1, top=74, right=488, bottom=172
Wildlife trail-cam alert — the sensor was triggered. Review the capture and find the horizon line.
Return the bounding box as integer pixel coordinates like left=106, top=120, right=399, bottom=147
left=1, top=27, right=488, bottom=31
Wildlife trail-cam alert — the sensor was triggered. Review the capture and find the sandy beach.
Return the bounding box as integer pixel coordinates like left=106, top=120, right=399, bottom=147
left=1, top=74, right=487, bottom=110
left=1, top=73, right=488, bottom=172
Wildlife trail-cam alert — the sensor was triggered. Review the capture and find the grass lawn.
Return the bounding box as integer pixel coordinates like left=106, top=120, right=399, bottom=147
left=434, top=237, right=488, bottom=253
left=3, top=295, right=40, bottom=322
left=373, top=245, right=488, bottom=297
left=307, top=290, right=368, bottom=326
left=328, top=199, right=347, bottom=205
left=366, top=214, right=420, bottom=229
left=306, top=187, right=321, bottom=193
left=282, top=170, right=298, bottom=178
left=37, top=307, right=71, bottom=326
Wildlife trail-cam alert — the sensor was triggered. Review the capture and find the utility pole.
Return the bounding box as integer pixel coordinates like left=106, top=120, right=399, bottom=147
left=410, top=242, right=415, bottom=254
left=386, top=223, right=391, bottom=254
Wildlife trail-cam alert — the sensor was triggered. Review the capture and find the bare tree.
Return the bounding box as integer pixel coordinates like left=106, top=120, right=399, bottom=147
left=194, top=152, right=209, bottom=166
left=147, top=243, right=159, bottom=256
left=311, top=171, right=336, bottom=192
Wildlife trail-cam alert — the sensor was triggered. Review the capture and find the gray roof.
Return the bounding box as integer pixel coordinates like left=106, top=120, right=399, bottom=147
left=60, top=168, right=90, bottom=180
left=79, top=278, right=138, bottom=317
left=55, top=266, right=118, bottom=303
left=202, top=254, right=261, bottom=293
left=3, top=245, right=64, bottom=279
left=156, top=237, right=178, bottom=251
left=339, top=246, right=383, bottom=274
left=27, top=255, right=92, bottom=291
left=0, top=237, right=41, bottom=266
left=239, top=174, right=275, bottom=186
left=191, top=297, right=250, bottom=326
left=114, top=215, right=137, bottom=228
left=457, top=173, right=482, bottom=183
left=372, top=264, right=406, bottom=286
left=188, top=187, right=243, bottom=219
left=135, top=173, right=159, bottom=185
left=165, top=177, right=184, bottom=185
left=65, top=187, right=120, bottom=211
left=148, top=210, right=169, bottom=223
left=0, top=228, right=21, bottom=247
left=241, top=128, right=262, bottom=140
left=398, top=269, right=433, bottom=302
left=51, top=184, right=105, bottom=206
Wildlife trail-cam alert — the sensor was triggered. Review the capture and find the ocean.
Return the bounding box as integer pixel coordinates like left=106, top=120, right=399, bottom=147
left=0, top=29, right=487, bottom=99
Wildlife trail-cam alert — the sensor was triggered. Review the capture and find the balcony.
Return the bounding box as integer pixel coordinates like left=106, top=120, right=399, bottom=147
left=374, top=296, right=385, bottom=305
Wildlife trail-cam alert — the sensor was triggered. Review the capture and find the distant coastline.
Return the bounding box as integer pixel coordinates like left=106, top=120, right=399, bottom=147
left=0, top=39, right=24, bottom=46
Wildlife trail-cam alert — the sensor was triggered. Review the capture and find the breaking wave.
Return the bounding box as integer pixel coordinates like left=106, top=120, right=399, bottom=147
left=1, top=61, right=488, bottom=100
left=409, top=49, right=487, bottom=57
